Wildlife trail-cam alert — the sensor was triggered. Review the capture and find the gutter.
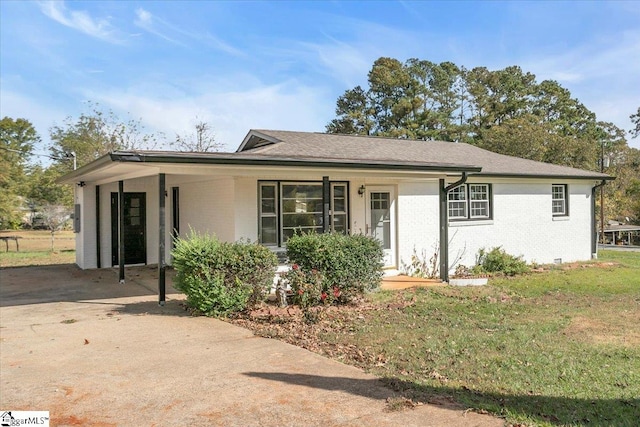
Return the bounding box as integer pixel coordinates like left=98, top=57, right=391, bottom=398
left=109, top=151, right=482, bottom=174
left=471, top=172, right=614, bottom=181
left=440, top=172, right=468, bottom=283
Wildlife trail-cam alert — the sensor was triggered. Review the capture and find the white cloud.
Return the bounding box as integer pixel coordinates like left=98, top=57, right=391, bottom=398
left=134, top=7, right=180, bottom=44
left=133, top=7, right=244, bottom=56
left=518, top=29, right=640, bottom=148
left=82, top=79, right=332, bottom=151
left=38, top=0, right=121, bottom=43
left=299, top=38, right=373, bottom=88
left=0, top=86, right=69, bottom=159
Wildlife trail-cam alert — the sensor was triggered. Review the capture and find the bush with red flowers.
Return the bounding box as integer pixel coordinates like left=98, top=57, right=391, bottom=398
left=285, top=231, right=384, bottom=303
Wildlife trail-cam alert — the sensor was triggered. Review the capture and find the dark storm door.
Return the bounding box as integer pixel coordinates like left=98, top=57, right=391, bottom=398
left=111, top=192, right=147, bottom=265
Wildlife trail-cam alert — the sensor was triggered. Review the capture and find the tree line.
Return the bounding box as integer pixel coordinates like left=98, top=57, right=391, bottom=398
left=0, top=104, right=220, bottom=230
left=327, top=57, right=640, bottom=224
left=1, top=57, right=639, bottom=230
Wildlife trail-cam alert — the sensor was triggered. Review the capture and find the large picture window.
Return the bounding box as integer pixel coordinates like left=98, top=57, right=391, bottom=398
left=281, top=184, right=323, bottom=240
left=448, top=183, right=491, bottom=220
left=552, top=184, right=568, bottom=216
left=259, top=181, right=349, bottom=246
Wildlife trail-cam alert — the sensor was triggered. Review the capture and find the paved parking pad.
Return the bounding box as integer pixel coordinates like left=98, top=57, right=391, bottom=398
left=1, top=265, right=503, bottom=426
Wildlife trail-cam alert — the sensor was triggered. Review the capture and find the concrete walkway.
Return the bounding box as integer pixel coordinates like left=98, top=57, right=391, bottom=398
left=0, top=265, right=503, bottom=427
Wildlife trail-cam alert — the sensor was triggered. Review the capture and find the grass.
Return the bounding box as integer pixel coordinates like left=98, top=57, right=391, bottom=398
left=0, top=229, right=75, bottom=267
left=357, top=251, right=639, bottom=425
left=3, top=229, right=638, bottom=425
left=245, top=250, right=639, bottom=427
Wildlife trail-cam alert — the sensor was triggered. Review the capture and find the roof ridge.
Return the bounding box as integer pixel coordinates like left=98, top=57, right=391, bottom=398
left=255, top=129, right=462, bottom=145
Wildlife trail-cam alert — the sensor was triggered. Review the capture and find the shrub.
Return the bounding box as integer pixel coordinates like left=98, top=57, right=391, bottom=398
left=285, top=232, right=384, bottom=303
left=172, top=230, right=277, bottom=316
left=282, top=264, right=327, bottom=323
left=474, top=246, right=529, bottom=276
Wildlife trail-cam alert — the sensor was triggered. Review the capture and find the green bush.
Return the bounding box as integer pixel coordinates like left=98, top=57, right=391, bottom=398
left=285, top=232, right=384, bottom=303
left=474, top=246, right=529, bottom=276
left=172, top=230, right=278, bottom=316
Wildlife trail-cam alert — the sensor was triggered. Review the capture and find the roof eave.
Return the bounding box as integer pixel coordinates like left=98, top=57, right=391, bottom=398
left=110, top=151, right=482, bottom=173
left=56, top=154, right=115, bottom=184
left=472, top=172, right=615, bottom=181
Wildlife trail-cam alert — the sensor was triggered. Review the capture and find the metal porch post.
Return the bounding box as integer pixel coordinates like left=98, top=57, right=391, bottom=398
left=323, top=176, right=330, bottom=233
left=118, top=180, right=125, bottom=284
left=158, top=173, right=166, bottom=306
left=96, top=185, right=101, bottom=268
left=439, top=174, right=467, bottom=282
left=439, top=179, right=448, bottom=282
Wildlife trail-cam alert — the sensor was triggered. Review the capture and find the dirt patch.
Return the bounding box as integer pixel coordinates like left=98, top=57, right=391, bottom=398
left=565, top=313, right=640, bottom=347
left=228, top=295, right=414, bottom=370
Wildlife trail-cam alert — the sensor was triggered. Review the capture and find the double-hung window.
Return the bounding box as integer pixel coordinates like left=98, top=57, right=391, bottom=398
left=331, top=183, right=348, bottom=233
left=552, top=184, right=568, bottom=216
left=448, top=186, right=467, bottom=219
left=281, top=183, right=324, bottom=241
left=448, top=183, right=491, bottom=220
left=259, top=183, right=278, bottom=245
left=259, top=181, right=349, bottom=246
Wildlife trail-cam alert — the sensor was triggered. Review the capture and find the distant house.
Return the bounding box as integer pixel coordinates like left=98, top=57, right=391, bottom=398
left=602, top=221, right=640, bottom=246
left=59, top=130, right=612, bottom=302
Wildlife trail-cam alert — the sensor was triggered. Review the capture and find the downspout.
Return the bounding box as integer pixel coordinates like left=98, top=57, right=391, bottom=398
left=439, top=173, right=468, bottom=282
left=591, top=179, right=606, bottom=258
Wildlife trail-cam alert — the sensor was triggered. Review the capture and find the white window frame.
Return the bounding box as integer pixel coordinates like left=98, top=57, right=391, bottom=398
left=280, top=182, right=324, bottom=241
left=330, top=183, right=348, bottom=233
left=448, top=186, right=467, bottom=219
left=258, top=182, right=278, bottom=246
left=448, top=183, right=492, bottom=220
left=469, top=184, right=490, bottom=219
left=552, top=184, right=568, bottom=216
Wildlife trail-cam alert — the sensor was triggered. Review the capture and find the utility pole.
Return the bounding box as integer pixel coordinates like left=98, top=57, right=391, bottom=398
left=600, top=142, right=608, bottom=244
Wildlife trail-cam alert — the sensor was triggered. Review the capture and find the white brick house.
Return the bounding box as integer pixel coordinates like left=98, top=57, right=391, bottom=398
left=59, top=130, right=611, bottom=303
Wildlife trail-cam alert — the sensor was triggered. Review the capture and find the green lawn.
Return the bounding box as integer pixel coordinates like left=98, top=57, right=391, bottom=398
left=0, top=230, right=75, bottom=267
left=4, top=230, right=639, bottom=426
left=307, top=250, right=640, bottom=426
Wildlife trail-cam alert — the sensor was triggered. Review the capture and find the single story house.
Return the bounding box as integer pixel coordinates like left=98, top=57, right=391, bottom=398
left=59, top=130, right=612, bottom=303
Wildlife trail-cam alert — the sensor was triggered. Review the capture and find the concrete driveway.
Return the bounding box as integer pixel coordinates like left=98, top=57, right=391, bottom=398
left=1, top=264, right=503, bottom=427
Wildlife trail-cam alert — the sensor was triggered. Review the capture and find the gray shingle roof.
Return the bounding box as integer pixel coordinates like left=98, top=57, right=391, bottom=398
left=238, top=129, right=611, bottom=179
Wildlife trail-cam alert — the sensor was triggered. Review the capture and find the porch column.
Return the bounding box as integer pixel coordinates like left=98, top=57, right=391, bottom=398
left=322, top=176, right=330, bottom=233
left=118, top=180, right=125, bottom=283
left=439, top=179, right=448, bottom=282
left=439, top=174, right=467, bottom=282
left=96, top=185, right=101, bottom=268
left=158, top=173, right=166, bottom=306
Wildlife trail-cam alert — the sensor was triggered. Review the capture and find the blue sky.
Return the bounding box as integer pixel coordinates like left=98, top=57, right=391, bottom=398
left=1, top=0, right=639, bottom=155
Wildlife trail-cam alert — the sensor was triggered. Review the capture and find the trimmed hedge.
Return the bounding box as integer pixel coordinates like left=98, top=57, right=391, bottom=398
left=286, top=232, right=384, bottom=303
left=171, top=230, right=277, bottom=316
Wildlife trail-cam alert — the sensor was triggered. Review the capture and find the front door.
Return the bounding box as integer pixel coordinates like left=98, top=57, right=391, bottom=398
left=366, top=186, right=396, bottom=267
left=111, top=192, right=146, bottom=266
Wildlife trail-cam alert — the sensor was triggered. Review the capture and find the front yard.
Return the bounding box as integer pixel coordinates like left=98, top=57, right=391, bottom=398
left=231, top=250, right=640, bottom=426
left=0, top=230, right=75, bottom=267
